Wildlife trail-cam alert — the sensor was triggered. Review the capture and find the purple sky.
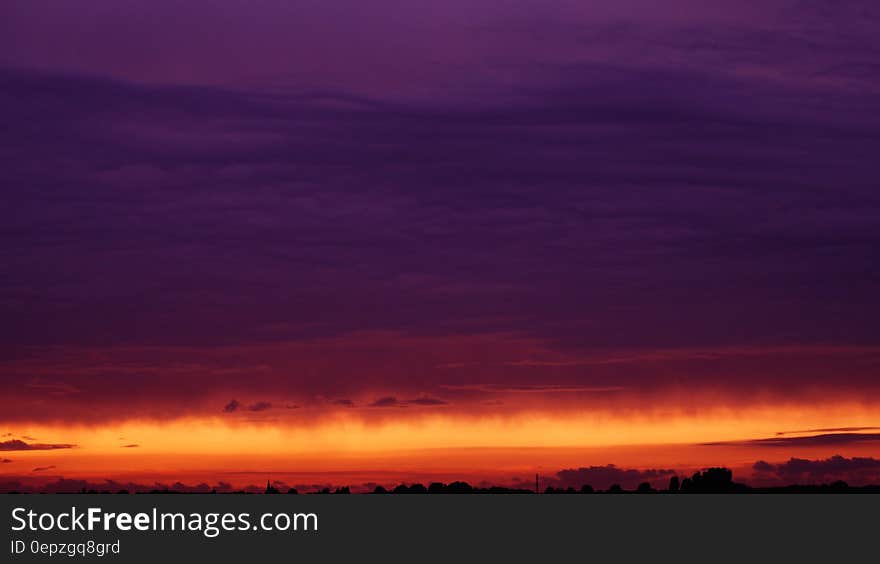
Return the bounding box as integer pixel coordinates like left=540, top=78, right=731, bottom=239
left=1, top=0, right=880, bottom=421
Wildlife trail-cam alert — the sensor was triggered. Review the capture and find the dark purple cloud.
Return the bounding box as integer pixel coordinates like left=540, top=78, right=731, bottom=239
left=368, top=396, right=449, bottom=408
left=704, top=433, right=880, bottom=447
left=223, top=399, right=274, bottom=413
left=2, top=59, right=878, bottom=354
left=775, top=426, right=880, bottom=436
left=222, top=400, right=241, bottom=413
left=752, top=455, right=880, bottom=486
left=1, top=0, right=879, bottom=422
left=406, top=397, right=449, bottom=406
left=369, top=397, right=406, bottom=408
left=551, top=465, right=676, bottom=490
left=0, top=440, right=75, bottom=451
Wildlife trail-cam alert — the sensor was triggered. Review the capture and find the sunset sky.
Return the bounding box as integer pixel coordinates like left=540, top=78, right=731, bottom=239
left=2, top=0, right=880, bottom=492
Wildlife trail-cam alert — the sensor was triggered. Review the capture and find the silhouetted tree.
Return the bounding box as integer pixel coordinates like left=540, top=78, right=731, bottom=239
left=636, top=482, right=654, bottom=494
left=580, top=484, right=594, bottom=494
left=447, top=481, right=473, bottom=494
left=287, top=488, right=299, bottom=495
left=668, top=476, right=680, bottom=493
left=680, top=468, right=746, bottom=493
left=373, top=485, right=388, bottom=494
left=608, top=484, right=623, bottom=493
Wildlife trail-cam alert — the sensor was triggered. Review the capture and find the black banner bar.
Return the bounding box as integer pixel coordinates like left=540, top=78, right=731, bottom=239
left=2, top=494, right=876, bottom=562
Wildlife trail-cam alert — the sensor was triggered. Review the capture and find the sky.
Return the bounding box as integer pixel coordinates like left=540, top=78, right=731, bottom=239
left=1, top=0, right=880, bottom=491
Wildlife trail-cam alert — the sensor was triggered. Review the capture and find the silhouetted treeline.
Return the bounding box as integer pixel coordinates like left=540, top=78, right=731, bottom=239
left=374, top=481, right=533, bottom=494
left=6, top=468, right=880, bottom=494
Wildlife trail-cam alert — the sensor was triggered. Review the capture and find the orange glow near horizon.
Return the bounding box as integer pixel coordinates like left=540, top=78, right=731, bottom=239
left=4, top=401, right=880, bottom=488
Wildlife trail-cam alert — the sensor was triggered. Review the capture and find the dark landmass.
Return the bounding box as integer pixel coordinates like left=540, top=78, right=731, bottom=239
left=4, top=468, right=880, bottom=494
